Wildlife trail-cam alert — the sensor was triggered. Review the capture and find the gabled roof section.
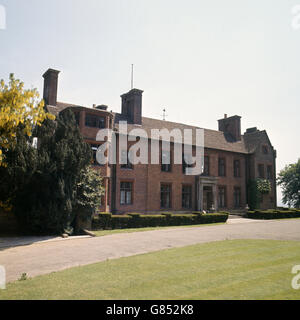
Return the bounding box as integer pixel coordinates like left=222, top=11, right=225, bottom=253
left=47, top=102, right=112, bottom=117
left=46, top=102, right=79, bottom=117
left=243, top=129, right=274, bottom=153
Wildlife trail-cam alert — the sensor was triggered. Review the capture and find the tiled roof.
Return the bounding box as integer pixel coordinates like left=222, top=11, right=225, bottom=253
left=47, top=103, right=267, bottom=155
left=47, top=102, right=112, bottom=117
left=113, top=113, right=249, bottom=154
left=46, top=102, right=75, bottom=116
left=243, top=130, right=272, bottom=153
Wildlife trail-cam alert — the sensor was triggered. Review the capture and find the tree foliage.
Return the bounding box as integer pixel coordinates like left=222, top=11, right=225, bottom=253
left=248, top=179, right=271, bottom=210
left=0, top=74, right=55, bottom=164
left=0, top=109, right=104, bottom=235
left=278, top=159, right=300, bottom=208
left=0, top=126, right=37, bottom=213
left=74, top=166, right=104, bottom=232
left=248, top=180, right=260, bottom=210
left=256, top=178, right=271, bottom=194
left=76, top=167, right=104, bottom=215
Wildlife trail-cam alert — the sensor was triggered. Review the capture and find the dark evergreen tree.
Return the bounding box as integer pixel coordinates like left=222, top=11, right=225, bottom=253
left=32, top=109, right=92, bottom=234
left=0, top=126, right=37, bottom=217
left=1, top=109, right=97, bottom=235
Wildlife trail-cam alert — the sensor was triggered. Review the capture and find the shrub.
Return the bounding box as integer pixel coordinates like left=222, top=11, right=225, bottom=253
left=161, top=212, right=172, bottom=217
left=128, top=213, right=141, bottom=217
left=138, top=215, right=167, bottom=227
left=200, top=213, right=229, bottom=224
left=111, top=215, right=132, bottom=229
left=246, top=210, right=300, bottom=220
left=168, top=214, right=198, bottom=226
left=92, top=212, right=229, bottom=230
left=191, top=211, right=204, bottom=216
left=93, top=213, right=112, bottom=230
left=127, top=213, right=142, bottom=227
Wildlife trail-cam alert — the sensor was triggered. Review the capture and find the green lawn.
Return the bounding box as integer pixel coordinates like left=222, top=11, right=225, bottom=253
left=93, top=222, right=225, bottom=237
left=1, top=240, right=300, bottom=300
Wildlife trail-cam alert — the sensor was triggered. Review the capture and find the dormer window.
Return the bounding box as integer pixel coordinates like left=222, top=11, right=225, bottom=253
left=85, top=114, right=105, bottom=128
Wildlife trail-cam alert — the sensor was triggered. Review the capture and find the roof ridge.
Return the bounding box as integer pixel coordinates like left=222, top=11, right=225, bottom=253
left=114, top=112, right=247, bottom=137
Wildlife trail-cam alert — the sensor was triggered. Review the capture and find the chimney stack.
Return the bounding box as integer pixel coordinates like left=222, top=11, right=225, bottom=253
left=43, top=68, right=60, bottom=106
left=121, top=88, right=144, bottom=124
left=218, top=115, right=242, bottom=141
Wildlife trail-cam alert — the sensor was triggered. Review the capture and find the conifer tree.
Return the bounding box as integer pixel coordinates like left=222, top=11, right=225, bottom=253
left=0, top=109, right=103, bottom=235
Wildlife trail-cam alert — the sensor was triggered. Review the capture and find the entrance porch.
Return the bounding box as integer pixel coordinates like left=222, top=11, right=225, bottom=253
left=197, top=176, right=219, bottom=212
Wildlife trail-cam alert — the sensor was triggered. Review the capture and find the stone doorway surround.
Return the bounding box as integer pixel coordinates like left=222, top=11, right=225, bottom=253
left=197, top=176, right=219, bottom=212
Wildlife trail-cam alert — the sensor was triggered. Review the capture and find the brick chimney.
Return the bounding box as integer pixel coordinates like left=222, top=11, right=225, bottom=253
left=121, top=89, right=144, bottom=124
left=43, top=68, right=60, bottom=106
left=218, top=115, right=242, bottom=141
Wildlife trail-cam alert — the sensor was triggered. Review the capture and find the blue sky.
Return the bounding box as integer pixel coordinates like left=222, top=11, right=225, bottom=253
left=1, top=0, right=300, bottom=205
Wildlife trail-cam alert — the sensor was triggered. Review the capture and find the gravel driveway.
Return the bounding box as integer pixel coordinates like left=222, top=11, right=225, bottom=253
left=1, top=218, right=300, bottom=283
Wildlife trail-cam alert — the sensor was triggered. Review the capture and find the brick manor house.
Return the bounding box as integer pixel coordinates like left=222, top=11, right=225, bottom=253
left=43, top=68, right=277, bottom=214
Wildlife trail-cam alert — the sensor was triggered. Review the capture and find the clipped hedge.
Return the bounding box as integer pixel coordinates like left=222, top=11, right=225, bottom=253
left=92, top=212, right=229, bottom=230
left=246, top=209, right=300, bottom=220
left=111, top=215, right=132, bottom=229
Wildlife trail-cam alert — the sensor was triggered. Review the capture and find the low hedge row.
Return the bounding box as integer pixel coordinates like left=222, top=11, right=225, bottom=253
left=246, top=209, right=300, bottom=220
left=92, top=212, right=229, bottom=230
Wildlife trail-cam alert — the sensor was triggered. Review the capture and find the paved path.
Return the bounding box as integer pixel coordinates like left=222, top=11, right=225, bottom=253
left=1, top=218, right=300, bottom=283
left=0, top=235, right=91, bottom=249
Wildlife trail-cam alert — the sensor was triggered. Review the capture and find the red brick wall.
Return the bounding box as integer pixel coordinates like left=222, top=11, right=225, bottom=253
left=113, top=141, right=247, bottom=213
left=74, top=109, right=275, bottom=213
left=204, top=149, right=247, bottom=209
